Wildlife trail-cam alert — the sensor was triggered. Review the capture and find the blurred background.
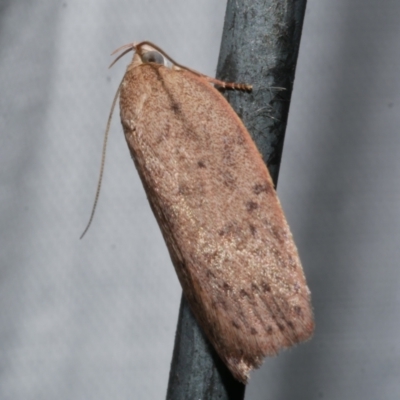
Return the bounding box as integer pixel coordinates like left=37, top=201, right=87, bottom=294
left=1, top=1, right=400, bottom=399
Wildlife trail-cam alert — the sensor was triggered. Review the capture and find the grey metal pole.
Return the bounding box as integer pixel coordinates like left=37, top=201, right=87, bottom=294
left=218, top=0, right=308, bottom=183
left=166, top=1, right=307, bottom=398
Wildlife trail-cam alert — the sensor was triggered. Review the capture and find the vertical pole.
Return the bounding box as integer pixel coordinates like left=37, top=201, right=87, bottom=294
left=217, top=0, right=308, bottom=184
left=166, top=1, right=308, bottom=398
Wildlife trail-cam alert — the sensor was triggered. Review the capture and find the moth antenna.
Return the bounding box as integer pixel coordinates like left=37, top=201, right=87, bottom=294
left=109, top=46, right=136, bottom=69
left=111, top=42, right=136, bottom=56
left=80, top=80, right=123, bottom=239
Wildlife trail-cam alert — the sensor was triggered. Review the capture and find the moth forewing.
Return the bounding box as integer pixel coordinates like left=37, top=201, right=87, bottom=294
left=118, top=42, right=314, bottom=383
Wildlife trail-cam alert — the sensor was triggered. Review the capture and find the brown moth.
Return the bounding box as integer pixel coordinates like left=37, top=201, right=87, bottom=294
left=114, top=41, right=313, bottom=383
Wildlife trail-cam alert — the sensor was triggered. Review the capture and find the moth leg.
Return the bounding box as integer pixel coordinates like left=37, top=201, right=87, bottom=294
left=171, top=65, right=251, bottom=91
left=204, top=76, right=252, bottom=92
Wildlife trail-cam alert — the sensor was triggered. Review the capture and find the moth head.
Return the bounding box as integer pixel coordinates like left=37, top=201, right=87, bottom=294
left=109, top=41, right=175, bottom=70
left=109, top=42, right=170, bottom=68
left=138, top=45, right=168, bottom=66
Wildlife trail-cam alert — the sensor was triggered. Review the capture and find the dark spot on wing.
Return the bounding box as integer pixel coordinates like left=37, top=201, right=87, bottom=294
left=171, top=101, right=181, bottom=114
left=246, top=201, right=258, bottom=211
left=249, top=224, right=257, bottom=235
left=253, top=183, right=270, bottom=195
left=250, top=327, right=258, bottom=335
left=218, top=222, right=237, bottom=237
left=178, top=183, right=189, bottom=195
left=232, top=320, right=241, bottom=329
left=206, top=269, right=216, bottom=279
left=261, top=281, right=271, bottom=292
left=293, top=306, right=302, bottom=316
left=287, top=321, right=295, bottom=329
left=197, top=160, right=206, bottom=168
left=271, top=226, right=286, bottom=244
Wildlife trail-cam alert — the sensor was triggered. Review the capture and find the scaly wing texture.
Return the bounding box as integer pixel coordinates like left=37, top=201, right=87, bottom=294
left=119, top=63, right=314, bottom=383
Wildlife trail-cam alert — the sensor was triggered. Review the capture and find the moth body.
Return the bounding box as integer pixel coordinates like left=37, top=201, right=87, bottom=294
left=118, top=43, right=314, bottom=383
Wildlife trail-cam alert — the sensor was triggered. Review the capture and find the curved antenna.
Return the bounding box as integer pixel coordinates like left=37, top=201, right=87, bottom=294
left=109, top=44, right=136, bottom=68
left=80, top=80, right=123, bottom=239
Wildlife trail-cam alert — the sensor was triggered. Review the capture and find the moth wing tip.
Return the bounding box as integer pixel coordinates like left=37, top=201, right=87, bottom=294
left=225, top=356, right=261, bottom=384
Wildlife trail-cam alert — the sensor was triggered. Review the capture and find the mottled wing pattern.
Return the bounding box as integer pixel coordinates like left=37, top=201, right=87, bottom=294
left=119, top=62, right=314, bottom=383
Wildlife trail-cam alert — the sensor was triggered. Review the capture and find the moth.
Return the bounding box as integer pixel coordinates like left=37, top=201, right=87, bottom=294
left=85, top=41, right=314, bottom=383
